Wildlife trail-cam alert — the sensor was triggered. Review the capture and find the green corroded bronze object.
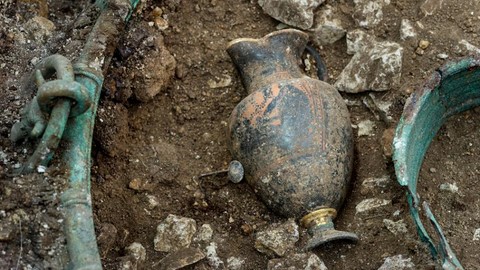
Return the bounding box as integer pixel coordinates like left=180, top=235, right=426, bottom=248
left=226, top=29, right=358, bottom=249
left=393, top=57, right=480, bottom=270
left=10, top=1, right=138, bottom=269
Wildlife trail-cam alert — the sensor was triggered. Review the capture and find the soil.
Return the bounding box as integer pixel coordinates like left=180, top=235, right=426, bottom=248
left=1, top=0, right=480, bottom=269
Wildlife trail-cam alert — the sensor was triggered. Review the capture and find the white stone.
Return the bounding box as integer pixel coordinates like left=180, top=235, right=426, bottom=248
left=346, top=29, right=374, bottom=55
left=305, top=254, right=328, bottom=270
left=378, top=255, right=415, bottom=269
left=37, top=165, right=46, bottom=173
left=335, top=32, right=403, bottom=93
left=255, top=219, right=299, bottom=257
left=383, top=219, right=408, bottom=235
left=362, top=176, right=390, bottom=189
left=126, top=242, right=146, bottom=262
left=207, top=75, right=232, bottom=88
left=227, top=257, right=245, bottom=270
left=437, top=53, right=449, bottom=59
left=119, top=259, right=134, bottom=270
left=258, top=0, right=326, bottom=30
left=205, top=242, right=224, bottom=269
left=146, top=195, right=159, bottom=209
left=458, top=40, right=480, bottom=55
left=310, top=5, right=346, bottom=45
left=195, top=223, right=214, bottom=242
left=356, top=198, right=390, bottom=213
left=439, top=182, right=459, bottom=193
left=267, top=253, right=328, bottom=270
left=357, top=120, right=376, bottom=137
left=400, top=19, right=417, bottom=40
left=473, top=228, right=480, bottom=241
left=352, top=0, right=391, bottom=29
left=154, top=214, right=197, bottom=252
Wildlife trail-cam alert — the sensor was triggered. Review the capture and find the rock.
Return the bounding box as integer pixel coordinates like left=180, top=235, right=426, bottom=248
left=154, top=214, right=197, bottom=252
left=381, top=128, right=395, bottom=158
left=119, top=258, right=135, bottom=270
left=207, top=75, right=232, bottom=88
left=383, top=219, right=408, bottom=235
left=158, top=247, right=205, bottom=270
left=127, top=242, right=146, bottom=262
left=355, top=198, right=391, bottom=214
left=437, top=53, right=449, bottom=59
left=258, top=0, right=325, bottom=30
left=129, top=178, right=147, bottom=191
left=420, top=0, right=444, bottom=16
left=418, top=40, right=430, bottom=50
left=205, top=242, right=224, bottom=269
left=346, top=29, right=374, bottom=55
left=335, top=31, right=403, bottom=93
left=97, top=223, right=118, bottom=258
left=458, top=40, right=480, bottom=55
left=400, top=19, right=416, bottom=40
left=363, top=94, right=393, bottom=123
left=414, top=48, right=424, bottom=56
left=154, top=17, right=169, bottom=30
left=146, top=194, right=159, bottom=209
left=378, top=255, right=415, bottom=269
left=195, top=224, right=214, bottom=242
left=267, top=253, right=328, bottom=270
left=25, top=16, right=55, bottom=41
left=356, top=120, right=376, bottom=137
left=352, top=0, right=391, bottom=29
left=362, top=176, right=390, bottom=189
left=227, top=257, right=245, bottom=270
left=310, top=5, right=346, bottom=45
left=473, top=228, right=480, bottom=241
left=133, top=36, right=176, bottom=102
left=120, top=242, right=147, bottom=270
left=254, top=219, right=299, bottom=257
left=439, top=182, right=459, bottom=193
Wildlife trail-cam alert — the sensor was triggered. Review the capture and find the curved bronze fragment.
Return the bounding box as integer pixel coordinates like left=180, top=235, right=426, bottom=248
left=393, top=57, right=480, bottom=270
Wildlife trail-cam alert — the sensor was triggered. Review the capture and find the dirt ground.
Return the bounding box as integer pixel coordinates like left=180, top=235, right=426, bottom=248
left=1, top=0, right=480, bottom=269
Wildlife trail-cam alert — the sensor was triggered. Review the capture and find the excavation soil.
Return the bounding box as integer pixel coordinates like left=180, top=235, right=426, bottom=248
left=1, top=0, right=480, bottom=269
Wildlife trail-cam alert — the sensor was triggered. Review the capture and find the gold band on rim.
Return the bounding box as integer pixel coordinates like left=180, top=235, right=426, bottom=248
left=300, top=208, right=337, bottom=228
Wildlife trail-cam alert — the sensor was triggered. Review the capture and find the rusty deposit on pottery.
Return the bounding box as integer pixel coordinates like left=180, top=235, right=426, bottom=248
left=226, top=29, right=357, bottom=248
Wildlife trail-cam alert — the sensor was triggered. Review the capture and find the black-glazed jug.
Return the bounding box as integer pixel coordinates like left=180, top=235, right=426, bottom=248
left=226, top=29, right=357, bottom=249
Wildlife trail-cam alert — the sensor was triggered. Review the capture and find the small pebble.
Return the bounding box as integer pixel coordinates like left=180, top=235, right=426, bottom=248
left=241, top=224, right=254, bottom=235
left=473, top=228, right=480, bottom=241
left=378, top=255, right=415, bottom=269
left=383, top=219, right=408, bottom=235
left=357, top=120, right=376, bottom=137
left=439, top=182, right=458, bottom=193
left=437, top=53, right=449, bottom=59
left=415, top=47, right=425, bottom=55
left=429, top=167, right=437, bottom=173
left=195, top=224, right=213, bottom=242
left=126, top=242, right=146, bottom=262
left=419, top=39, right=430, bottom=49
left=356, top=198, right=391, bottom=213
left=227, top=257, right=245, bottom=270
left=128, top=178, right=144, bottom=191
